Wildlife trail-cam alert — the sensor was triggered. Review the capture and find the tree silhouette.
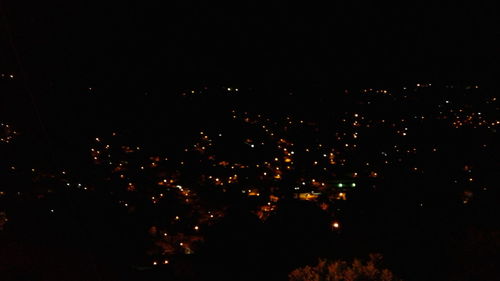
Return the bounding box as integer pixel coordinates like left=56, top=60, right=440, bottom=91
left=289, top=254, right=400, bottom=281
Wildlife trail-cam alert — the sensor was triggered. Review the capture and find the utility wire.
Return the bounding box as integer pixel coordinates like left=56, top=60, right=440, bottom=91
left=0, top=1, right=104, bottom=280
left=0, top=0, right=55, bottom=165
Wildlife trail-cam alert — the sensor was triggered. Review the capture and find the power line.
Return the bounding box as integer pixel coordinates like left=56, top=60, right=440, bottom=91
left=0, top=0, right=54, bottom=162
left=0, top=2, right=103, bottom=280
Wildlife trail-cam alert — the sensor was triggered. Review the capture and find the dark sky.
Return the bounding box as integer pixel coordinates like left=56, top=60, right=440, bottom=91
left=1, top=1, right=499, bottom=90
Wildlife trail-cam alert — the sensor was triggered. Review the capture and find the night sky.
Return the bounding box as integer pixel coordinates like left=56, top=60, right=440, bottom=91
left=1, top=1, right=498, bottom=90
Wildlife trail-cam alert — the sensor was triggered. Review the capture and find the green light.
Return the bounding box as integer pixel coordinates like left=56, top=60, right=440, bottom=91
left=338, top=183, right=343, bottom=187
left=352, top=183, right=356, bottom=187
